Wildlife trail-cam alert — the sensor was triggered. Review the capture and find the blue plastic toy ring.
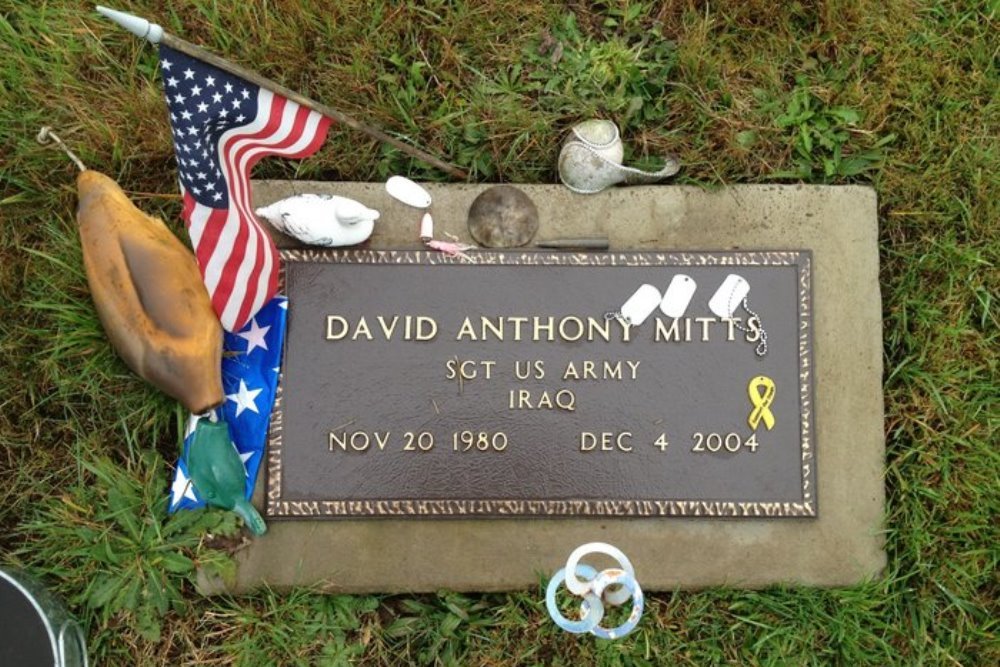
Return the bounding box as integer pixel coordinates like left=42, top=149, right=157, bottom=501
left=581, top=568, right=644, bottom=640
left=563, top=542, right=635, bottom=607
left=546, top=565, right=604, bottom=634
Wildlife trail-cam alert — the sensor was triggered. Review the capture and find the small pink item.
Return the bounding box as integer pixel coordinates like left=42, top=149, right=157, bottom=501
left=425, top=237, right=475, bottom=260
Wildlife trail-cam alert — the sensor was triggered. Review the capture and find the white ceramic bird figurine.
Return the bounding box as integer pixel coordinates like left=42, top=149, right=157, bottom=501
left=254, top=194, right=380, bottom=247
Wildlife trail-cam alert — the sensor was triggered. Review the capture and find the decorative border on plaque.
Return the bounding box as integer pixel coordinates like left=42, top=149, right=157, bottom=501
left=267, top=250, right=816, bottom=519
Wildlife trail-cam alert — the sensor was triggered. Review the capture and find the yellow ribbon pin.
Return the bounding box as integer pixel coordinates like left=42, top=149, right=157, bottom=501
left=747, top=375, right=776, bottom=431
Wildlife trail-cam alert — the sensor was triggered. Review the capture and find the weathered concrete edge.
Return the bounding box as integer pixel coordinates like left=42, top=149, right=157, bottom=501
left=196, top=182, right=886, bottom=594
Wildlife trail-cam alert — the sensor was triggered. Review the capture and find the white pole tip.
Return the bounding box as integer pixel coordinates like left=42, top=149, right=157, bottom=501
left=95, top=5, right=163, bottom=44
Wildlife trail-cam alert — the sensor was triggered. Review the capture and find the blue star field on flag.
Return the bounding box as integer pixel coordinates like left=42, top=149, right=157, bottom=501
left=161, top=47, right=253, bottom=208
left=169, top=294, right=288, bottom=512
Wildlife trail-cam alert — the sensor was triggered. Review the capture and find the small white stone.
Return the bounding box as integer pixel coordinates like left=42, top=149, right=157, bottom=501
left=385, top=176, right=432, bottom=209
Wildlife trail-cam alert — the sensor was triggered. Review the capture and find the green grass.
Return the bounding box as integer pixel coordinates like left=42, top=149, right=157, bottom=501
left=1, top=0, right=997, bottom=664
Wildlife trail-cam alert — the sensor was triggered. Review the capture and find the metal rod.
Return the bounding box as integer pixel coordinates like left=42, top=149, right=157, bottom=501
left=535, top=237, right=611, bottom=250
left=36, top=127, right=87, bottom=172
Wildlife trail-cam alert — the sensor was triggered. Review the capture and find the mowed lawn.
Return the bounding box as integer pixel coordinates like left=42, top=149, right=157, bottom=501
left=1, top=1, right=996, bottom=665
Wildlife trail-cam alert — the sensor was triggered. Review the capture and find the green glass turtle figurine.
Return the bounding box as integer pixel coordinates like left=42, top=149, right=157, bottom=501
left=187, top=419, right=267, bottom=535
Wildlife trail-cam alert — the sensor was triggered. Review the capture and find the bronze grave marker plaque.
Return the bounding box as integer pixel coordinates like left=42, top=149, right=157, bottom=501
left=268, top=250, right=815, bottom=519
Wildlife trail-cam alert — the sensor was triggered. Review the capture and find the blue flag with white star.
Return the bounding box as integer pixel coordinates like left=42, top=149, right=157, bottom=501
left=169, top=294, right=287, bottom=512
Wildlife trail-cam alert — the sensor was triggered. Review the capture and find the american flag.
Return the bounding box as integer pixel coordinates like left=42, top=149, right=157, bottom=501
left=170, top=295, right=287, bottom=513
left=158, top=44, right=330, bottom=331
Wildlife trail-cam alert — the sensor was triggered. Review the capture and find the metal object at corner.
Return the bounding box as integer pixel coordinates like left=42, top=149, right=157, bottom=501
left=0, top=568, right=89, bottom=667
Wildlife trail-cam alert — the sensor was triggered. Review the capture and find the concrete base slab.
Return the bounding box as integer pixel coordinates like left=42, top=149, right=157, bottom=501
left=197, top=182, right=885, bottom=594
